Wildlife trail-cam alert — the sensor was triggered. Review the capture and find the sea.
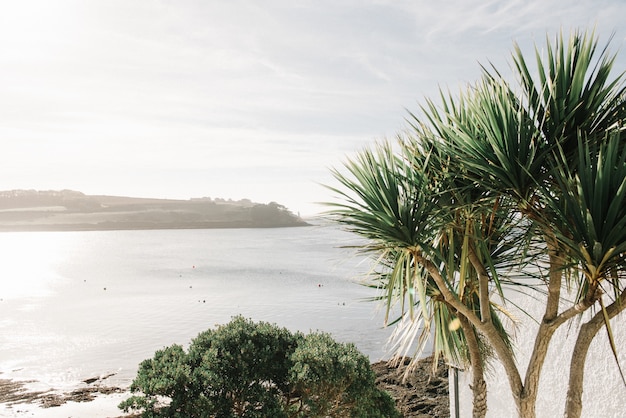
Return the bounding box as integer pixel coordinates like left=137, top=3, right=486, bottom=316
left=0, top=222, right=398, bottom=394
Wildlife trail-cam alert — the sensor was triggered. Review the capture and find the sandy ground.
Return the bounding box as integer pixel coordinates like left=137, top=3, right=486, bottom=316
left=0, top=393, right=132, bottom=418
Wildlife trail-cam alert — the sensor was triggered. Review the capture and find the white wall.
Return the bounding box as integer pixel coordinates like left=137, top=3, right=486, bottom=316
left=454, top=289, right=626, bottom=417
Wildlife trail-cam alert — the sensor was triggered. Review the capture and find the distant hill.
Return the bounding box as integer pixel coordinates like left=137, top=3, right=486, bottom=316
left=0, top=190, right=309, bottom=231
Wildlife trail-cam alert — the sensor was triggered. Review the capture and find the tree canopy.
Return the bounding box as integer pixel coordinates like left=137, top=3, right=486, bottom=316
left=326, top=29, right=626, bottom=418
left=120, top=316, right=400, bottom=418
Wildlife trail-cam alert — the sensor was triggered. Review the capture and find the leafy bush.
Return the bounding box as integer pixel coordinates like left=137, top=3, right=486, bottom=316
left=119, top=316, right=399, bottom=417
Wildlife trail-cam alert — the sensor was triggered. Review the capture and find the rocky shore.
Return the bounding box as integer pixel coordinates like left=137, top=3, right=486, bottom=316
left=0, top=356, right=449, bottom=417
left=372, top=356, right=450, bottom=418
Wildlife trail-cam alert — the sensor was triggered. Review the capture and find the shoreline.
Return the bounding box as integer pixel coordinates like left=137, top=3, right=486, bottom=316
left=0, top=357, right=449, bottom=417
left=0, top=220, right=311, bottom=233
left=0, top=374, right=134, bottom=418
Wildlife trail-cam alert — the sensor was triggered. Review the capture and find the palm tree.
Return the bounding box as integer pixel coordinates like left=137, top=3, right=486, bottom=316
left=548, top=132, right=626, bottom=418
left=327, top=29, right=626, bottom=418
left=326, top=135, right=518, bottom=418
left=447, top=29, right=626, bottom=417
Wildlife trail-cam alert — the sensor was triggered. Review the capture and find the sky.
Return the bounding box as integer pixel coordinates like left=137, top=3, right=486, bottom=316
left=1, top=1, right=625, bottom=216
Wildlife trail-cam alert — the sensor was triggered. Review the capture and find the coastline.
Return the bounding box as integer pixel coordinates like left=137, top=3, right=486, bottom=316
left=0, top=357, right=449, bottom=417
left=0, top=190, right=310, bottom=232
left=0, top=376, right=133, bottom=418
left=0, top=220, right=310, bottom=233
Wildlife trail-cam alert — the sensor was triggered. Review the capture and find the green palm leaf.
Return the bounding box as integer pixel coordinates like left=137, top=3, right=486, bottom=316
left=546, top=130, right=626, bottom=286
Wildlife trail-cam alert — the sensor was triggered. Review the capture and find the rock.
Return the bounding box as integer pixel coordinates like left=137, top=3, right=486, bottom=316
left=373, top=355, right=450, bottom=418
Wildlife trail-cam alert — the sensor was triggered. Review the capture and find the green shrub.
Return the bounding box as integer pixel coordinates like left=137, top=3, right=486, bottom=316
left=289, top=332, right=399, bottom=417
left=119, top=316, right=399, bottom=418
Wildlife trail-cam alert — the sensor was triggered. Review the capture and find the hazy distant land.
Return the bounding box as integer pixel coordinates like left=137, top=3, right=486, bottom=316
left=0, top=190, right=309, bottom=231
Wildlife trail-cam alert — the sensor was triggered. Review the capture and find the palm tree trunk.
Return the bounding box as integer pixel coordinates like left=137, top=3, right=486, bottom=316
left=564, top=317, right=599, bottom=418
left=415, top=253, right=525, bottom=412
left=515, top=246, right=563, bottom=418
left=544, top=235, right=564, bottom=321
left=519, top=239, right=603, bottom=418
left=467, top=244, right=491, bottom=324
left=564, top=290, right=626, bottom=418
left=458, top=314, right=487, bottom=418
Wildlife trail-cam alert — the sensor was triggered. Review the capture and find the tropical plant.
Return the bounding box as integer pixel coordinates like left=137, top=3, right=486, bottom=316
left=327, top=133, right=525, bottom=418
left=119, top=316, right=400, bottom=418
left=326, top=29, right=626, bottom=418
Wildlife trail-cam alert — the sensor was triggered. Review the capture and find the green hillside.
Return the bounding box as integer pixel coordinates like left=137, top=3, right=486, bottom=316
left=0, top=190, right=309, bottom=231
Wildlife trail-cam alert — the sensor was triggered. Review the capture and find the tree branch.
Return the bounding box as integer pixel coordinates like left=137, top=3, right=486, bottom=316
left=564, top=288, right=626, bottom=418
left=544, top=234, right=564, bottom=321
left=415, top=252, right=524, bottom=402
left=458, top=313, right=488, bottom=418
left=467, top=243, right=492, bottom=324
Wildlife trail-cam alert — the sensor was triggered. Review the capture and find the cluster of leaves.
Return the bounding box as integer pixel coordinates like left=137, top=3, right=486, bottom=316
left=119, top=316, right=400, bottom=418
left=326, top=28, right=626, bottom=418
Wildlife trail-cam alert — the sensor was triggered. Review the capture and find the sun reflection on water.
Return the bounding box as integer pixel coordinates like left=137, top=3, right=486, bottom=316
left=0, top=232, right=77, bottom=300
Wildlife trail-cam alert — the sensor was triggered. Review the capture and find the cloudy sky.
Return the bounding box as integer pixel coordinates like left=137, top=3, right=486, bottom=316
left=1, top=1, right=625, bottom=215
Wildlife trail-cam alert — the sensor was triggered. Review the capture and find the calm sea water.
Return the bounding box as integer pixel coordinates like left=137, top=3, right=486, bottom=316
left=0, top=223, right=395, bottom=390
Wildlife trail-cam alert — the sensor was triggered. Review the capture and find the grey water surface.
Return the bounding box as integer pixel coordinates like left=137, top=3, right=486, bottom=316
left=0, top=223, right=394, bottom=390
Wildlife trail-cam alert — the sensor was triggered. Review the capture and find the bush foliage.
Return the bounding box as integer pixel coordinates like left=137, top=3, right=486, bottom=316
left=119, top=316, right=399, bottom=417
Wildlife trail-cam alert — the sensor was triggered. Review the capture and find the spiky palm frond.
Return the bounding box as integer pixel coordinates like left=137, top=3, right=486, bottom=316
left=545, top=131, right=626, bottom=289
left=510, top=29, right=626, bottom=157
left=324, top=136, right=517, bottom=370
left=324, top=141, right=445, bottom=328
left=463, top=79, right=548, bottom=205
left=411, top=79, right=547, bottom=212
left=325, top=141, right=440, bottom=252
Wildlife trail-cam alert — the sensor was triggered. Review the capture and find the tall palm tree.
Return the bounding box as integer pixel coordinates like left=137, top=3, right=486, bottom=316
left=452, top=29, right=626, bottom=417
left=547, top=132, right=626, bottom=418
left=327, top=28, right=626, bottom=418
left=326, top=136, right=517, bottom=418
